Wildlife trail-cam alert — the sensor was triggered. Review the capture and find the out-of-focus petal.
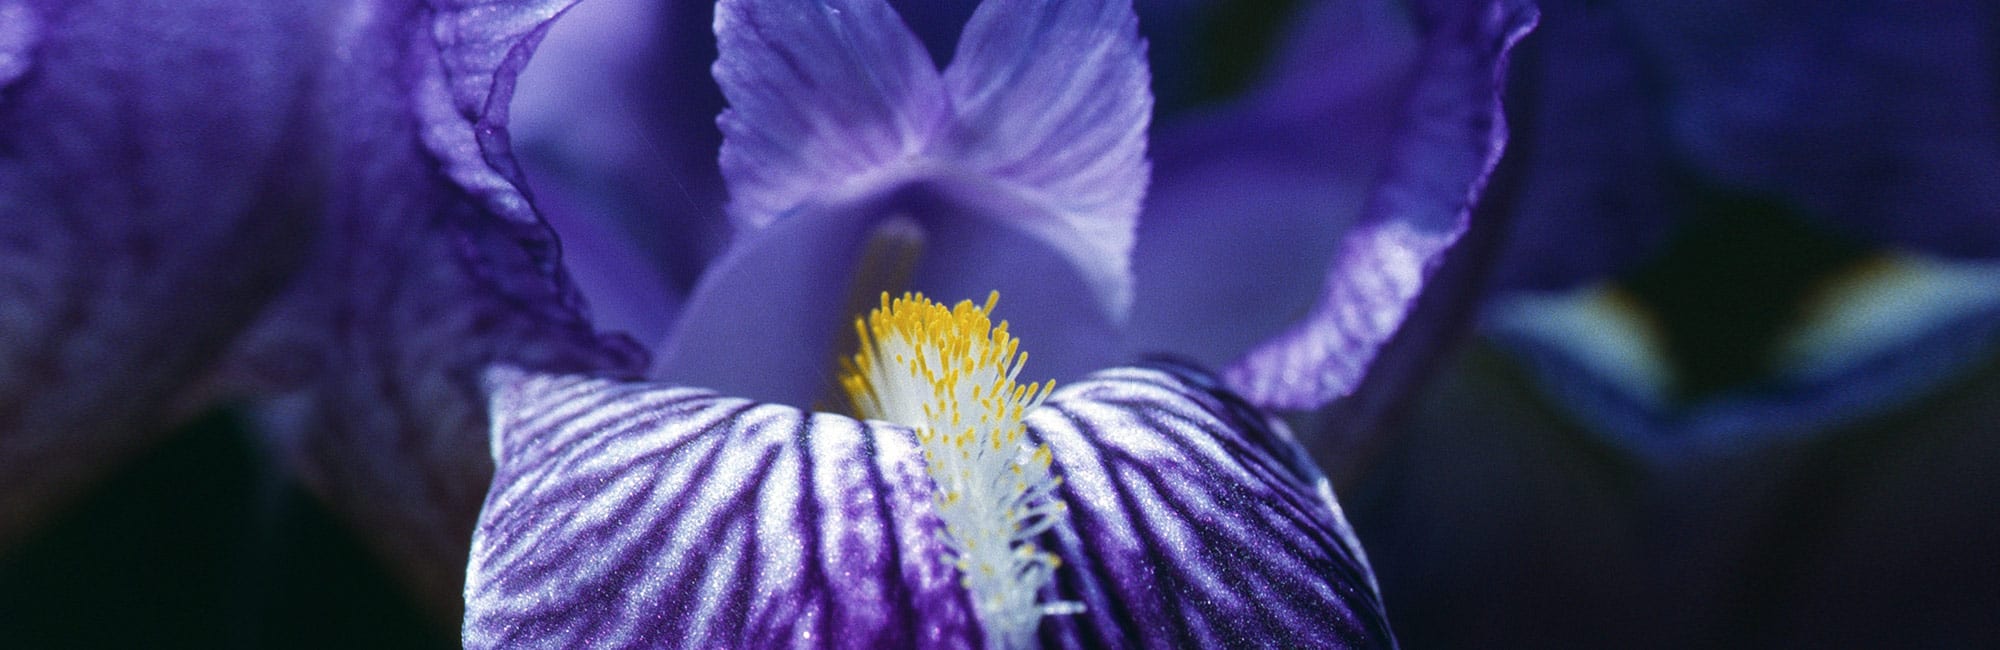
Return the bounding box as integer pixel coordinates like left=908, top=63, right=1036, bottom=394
left=1189, top=0, right=1535, bottom=410
left=215, top=0, right=645, bottom=620
left=712, top=0, right=948, bottom=229
left=1622, top=0, right=2000, bottom=257
left=0, top=0, right=319, bottom=548
left=469, top=363, right=1391, bottom=647
left=940, top=0, right=1153, bottom=318
left=1487, top=255, right=2000, bottom=460
left=1488, top=1, right=1677, bottom=291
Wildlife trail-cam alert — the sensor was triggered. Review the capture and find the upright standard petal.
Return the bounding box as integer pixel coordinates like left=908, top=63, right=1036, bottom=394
left=0, top=0, right=320, bottom=548
left=1220, top=0, right=1537, bottom=410
left=663, top=0, right=1151, bottom=401
left=467, top=363, right=1391, bottom=648
left=940, top=0, right=1153, bottom=317
left=712, top=0, right=949, bottom=228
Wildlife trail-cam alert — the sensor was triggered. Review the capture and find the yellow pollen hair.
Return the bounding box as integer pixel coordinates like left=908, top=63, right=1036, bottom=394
left=838, top=291, right=1081, bottom=649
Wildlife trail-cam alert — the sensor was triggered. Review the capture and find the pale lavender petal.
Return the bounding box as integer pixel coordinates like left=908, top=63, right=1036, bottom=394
left=939, top=0, right=1153, bottom=317
left=531, top=175, right=681, bottom=349
left=681, top=0, right=1149, bottom=403
left=469, top=363, right=1391, bottom=647
left=0, top=0, right=318, bottom=548
left=713, top=0, right=948, bottom=229
left=467, top=368, right=976, bottom=648
left=654, top=188, right=1122, bottom=407
left=651, top=199, right=881, bottom=406
left=1224, top=0, right=1537, bottom=410
left=1034, top=362, right=1394, bottom=647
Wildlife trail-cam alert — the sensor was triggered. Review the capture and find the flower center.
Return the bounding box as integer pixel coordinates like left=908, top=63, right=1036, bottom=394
left=839, top=291, right=1083, bottom=649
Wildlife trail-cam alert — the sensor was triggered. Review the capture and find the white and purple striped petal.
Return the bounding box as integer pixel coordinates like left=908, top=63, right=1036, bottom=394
left=468, top=363, right=1391, bottom=648
left=469, top=368, right=976, bottom=648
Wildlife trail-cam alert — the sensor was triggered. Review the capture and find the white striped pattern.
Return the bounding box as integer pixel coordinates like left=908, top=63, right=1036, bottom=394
left=467, top=363, right=1393, bottom=648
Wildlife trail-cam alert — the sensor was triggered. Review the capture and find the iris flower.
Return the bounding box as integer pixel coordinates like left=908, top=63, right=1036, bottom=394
left=466, top=0, right=1531, bottom=646
left=1343, top=2, right=2000, bottom=645
left=0, top=0, right=1533, bottom=643
left=1479, top=0, right=2000, bottom=457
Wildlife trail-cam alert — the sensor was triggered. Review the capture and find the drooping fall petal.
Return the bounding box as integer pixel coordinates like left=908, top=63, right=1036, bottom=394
left=467, top=363, right=1391, bottom=648
left=179, top=0, right=644, bottom=619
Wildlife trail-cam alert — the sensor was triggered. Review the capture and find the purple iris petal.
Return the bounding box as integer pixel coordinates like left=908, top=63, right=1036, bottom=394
left=231, top=0, right=646, bottom=615
left=1475, top=1, right=2000, bottom=455
left=1139, top=0, right=1537, bottom=410
left=1622, top=0, right=2000, bottom=257
left=711, top=0, right=948, bottom=230
left=1487, top=1, right=1677, bottom=291
left=0, top=0, right=319, bottom=548
left=1491, top=0, right=2000, bottom=293
left=468, top=362, right=1390, bottom=647
left=0, top=0, right=643, bottom=616
left=937, top=0, right=1153, bottom=319
left=663, top=0, right=1150, bottom=404
left=1129, top=0, right=1421, bottom=381
left=514, top=0, right=732, bottom=299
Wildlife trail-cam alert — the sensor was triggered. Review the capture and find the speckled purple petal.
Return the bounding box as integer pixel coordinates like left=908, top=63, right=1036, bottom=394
left=1221, top=0, right=1537, bottom=411
left=1622, top=0, right=2000, bottom=257
left=0, top=0, right=319, bottom=549
left=469, top=362, right=1391, bottom=647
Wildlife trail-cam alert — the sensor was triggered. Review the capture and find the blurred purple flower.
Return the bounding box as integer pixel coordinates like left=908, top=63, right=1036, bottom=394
left=1342, top=2, right=2000, bottom=646
left=1472, top=0, right=2000, bottom=458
